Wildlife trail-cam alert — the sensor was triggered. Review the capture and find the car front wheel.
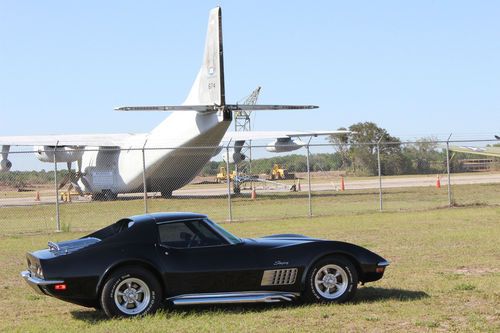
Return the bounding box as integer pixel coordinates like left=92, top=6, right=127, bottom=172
left=305, top=255, right=358, bottom=303
left=100, top=267, right=162, bottom=318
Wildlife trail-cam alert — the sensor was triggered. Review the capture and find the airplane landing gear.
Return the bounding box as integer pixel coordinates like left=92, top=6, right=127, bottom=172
left=161, top=191, right=172, bottom=199
left=92, top=190, right=117, bottom=201
left=233, top=182, right=241, bottom=195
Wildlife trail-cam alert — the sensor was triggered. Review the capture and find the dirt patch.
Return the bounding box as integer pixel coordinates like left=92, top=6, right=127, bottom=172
left=452, top=267, right=499, bottom=276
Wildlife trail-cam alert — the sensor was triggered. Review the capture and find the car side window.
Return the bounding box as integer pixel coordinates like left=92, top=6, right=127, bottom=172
left=158, top=220, right=227, bottom=248
left=158, top=222, right=195, bottom=248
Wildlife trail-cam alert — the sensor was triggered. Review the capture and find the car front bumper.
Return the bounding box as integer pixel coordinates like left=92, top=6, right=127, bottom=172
left=21, top=270, right=64, bottom=295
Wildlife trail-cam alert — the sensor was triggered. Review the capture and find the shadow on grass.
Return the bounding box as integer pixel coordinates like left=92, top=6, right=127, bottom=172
left=70, top=309, right=108, bottom=323
left=354, top=287, right=429, bottom=303
left=70, top=287, right=428, bottom=323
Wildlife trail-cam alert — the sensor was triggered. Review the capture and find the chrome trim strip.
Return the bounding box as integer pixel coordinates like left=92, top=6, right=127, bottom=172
left=377, top=260, right=390, bottom=267
left=167, top=291, right=300, bottom=305
left=21, top=271, right=64, bottom=286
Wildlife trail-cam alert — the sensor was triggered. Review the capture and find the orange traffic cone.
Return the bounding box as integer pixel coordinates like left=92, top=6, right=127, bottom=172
left=251, top=187, right=257, bottom=200
left=35, top=191, right=40, bottom=201
left=297, top=179, right=301, bottom=192
left=436, top=175, right=441, bottom=189
left=340, top=176, right=345, bottom=191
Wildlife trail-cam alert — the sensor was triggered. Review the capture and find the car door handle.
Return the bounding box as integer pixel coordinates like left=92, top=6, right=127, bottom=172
left=157, top=243, right=170, bottom=255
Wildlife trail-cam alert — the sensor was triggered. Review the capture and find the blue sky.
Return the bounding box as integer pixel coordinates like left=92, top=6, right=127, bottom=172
left=1, top=1, right=499, bottom=143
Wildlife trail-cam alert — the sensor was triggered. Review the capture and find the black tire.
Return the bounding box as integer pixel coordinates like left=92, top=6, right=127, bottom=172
left=161, top=191, right=172, bottom=199
left=91, top=193, right=105, bottom=201
left=100, top=266, right=162, bottom=318
left=103, top=190, right=117, bottom=201
left=304, top=255, right=358, bottom=303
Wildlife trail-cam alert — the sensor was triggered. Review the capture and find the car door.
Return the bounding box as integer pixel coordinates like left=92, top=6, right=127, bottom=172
left=156, top=219, right=260, bottom=295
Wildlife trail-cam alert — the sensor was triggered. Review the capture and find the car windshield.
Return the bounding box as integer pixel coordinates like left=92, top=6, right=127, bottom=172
left=205, top=219, right=242, bottom=244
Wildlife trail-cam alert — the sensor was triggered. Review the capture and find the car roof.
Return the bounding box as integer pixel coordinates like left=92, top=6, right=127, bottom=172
left=128, top=212, right=208, bottom=224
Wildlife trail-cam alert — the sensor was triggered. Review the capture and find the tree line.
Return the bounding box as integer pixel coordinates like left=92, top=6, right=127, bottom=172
left=0, top=170, right=68, bottom=188
left=203, top=122, right=499, bottom=177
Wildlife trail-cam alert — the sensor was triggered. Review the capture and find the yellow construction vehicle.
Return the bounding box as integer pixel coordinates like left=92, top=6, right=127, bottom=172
left=269, top=164, right=295, bottom=180
left=216, top=167, right=237, bottom=183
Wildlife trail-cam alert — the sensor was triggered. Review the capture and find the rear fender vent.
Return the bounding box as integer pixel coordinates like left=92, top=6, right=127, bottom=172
left=261, top=268, right=298, bottom=286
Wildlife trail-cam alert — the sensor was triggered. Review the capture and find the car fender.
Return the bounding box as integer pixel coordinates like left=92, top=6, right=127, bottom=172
left=300, top=249, right=363, bottom=289
left=95, top=258, right=163, bottom=297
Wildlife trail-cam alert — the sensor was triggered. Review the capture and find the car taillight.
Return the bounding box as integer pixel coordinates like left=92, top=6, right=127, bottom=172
left=54, top=284, right=67, bottom=291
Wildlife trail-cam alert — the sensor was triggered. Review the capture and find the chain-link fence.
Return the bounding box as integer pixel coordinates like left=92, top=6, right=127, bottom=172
left=1, top=139, right=499, bottom=235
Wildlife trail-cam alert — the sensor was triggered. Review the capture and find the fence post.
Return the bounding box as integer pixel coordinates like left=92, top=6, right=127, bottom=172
left=446, top=133, right=453, bottom=207
left=225, top=145, right=232, bottom=222
left=377, top=137, right=383, bottom=212
left=53, top=144, right=61, bottom=232
left=306, top=141, right=312, bottom=217
left=249, top=140, right=253, bottom=190
left=142, top=147, right=148, bottom=213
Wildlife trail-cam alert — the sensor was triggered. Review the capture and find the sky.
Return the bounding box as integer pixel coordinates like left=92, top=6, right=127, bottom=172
left=1, top=0, right=499, bottom=146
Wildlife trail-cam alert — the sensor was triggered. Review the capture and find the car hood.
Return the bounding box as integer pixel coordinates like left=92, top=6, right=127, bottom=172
left=245, top=235, right=385, bottom=264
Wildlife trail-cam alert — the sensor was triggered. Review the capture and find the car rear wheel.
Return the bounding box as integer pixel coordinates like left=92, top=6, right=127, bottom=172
left=100, top=267, right=162, bottom=318
left=304, top=255, right=358, bottom=303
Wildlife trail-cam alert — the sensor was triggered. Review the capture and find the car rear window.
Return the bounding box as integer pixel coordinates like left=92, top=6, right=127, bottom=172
left=86, top=218, right=134, bottom=240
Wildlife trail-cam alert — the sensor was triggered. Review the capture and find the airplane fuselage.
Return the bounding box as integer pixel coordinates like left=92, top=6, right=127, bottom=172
left=78, top=110, right=230, bottom=196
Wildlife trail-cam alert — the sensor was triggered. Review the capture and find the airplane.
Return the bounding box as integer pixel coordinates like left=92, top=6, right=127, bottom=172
left=449, top=145, right=500, bottom=158
left=0, top=7, right=349, bottom=200
left=221, top=130, right=352, bottom=164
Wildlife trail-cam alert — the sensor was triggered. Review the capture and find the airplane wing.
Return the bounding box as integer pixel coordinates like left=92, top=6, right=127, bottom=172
left=449, top=145, right=500, bottom=158
left=222, top=130, right=351, bottom=142
left=0, top=133, right=146, bottom=147
left=115, top=105, right=318, bottom=112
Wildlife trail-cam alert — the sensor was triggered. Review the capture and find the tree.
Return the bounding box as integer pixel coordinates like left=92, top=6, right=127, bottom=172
left=329, top=122, right=408, bottom=176
left=328, top=127, right=351, bottom=169
left=402, top=137, right=445, bottom=174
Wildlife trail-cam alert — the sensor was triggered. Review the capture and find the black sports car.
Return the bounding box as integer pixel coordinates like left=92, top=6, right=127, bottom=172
left=21, top=212, right=389, bottom=317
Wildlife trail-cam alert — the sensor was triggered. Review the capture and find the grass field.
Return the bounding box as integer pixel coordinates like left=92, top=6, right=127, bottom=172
left=0, top=185, right=499, bottom=332
left=1, top=182, right=499, bottom=236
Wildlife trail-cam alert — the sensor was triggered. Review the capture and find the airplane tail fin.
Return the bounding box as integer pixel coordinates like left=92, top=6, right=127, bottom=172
left=114, top=7, right=318, bottom=114
left=183, top=6, right=225, bottom=106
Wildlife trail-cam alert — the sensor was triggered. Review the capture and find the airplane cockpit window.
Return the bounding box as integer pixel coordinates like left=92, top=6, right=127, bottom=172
left=158, top=220, right=227, bottom=248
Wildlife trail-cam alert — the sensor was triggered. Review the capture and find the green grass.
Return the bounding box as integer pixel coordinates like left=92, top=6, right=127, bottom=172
left=0, top=185, right=499, bottom=331
left=1, top=182, right=499, bottom=236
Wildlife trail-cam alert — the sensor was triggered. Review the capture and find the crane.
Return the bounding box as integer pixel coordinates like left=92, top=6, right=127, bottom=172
left=234, top=86, right=261, bottom=177
left=235, top=86, right=261, bottom=132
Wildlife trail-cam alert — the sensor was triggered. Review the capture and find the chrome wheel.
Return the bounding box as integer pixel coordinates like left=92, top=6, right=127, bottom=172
left=113, top=277, right=151, bottom=315
left=314, top=264, right=349, bottom=299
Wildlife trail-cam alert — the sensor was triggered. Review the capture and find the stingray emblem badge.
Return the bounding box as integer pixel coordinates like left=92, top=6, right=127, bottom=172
left=274, top=260, right=289, bottom=266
